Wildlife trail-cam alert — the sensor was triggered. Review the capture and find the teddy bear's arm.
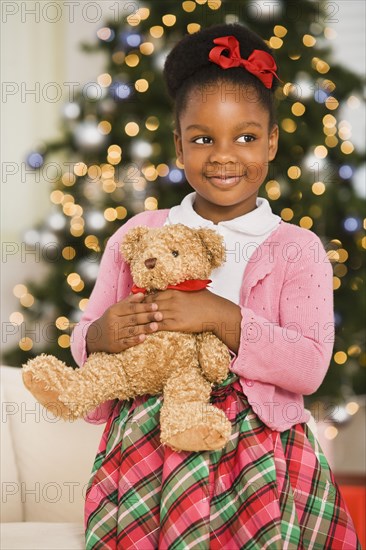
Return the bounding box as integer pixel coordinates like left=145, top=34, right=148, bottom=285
left=196, top=332, right=230, bottom=384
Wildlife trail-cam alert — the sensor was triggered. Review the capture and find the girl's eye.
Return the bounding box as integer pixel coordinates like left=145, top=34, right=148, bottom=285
left=237, top=135, right=255, bottom=143
left=193, top=136, right=212, bottom=144
left=171, top=250, right=179, bottom=257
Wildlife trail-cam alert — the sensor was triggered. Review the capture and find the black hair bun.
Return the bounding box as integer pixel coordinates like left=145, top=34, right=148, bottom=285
left=163, top=23, right=276, bottom=100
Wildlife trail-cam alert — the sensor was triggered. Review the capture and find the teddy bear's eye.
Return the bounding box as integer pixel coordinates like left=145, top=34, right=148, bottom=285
left=171, top=250, right=179, bottom=257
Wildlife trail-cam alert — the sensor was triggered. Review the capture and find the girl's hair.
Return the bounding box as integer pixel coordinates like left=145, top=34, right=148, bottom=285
left=163, top=23, right=279, bottom=133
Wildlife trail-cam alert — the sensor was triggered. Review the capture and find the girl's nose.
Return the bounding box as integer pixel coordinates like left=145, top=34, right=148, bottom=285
left=144, top=257, right=157, bottom=269
left=207, top=142, right=237, bottom=164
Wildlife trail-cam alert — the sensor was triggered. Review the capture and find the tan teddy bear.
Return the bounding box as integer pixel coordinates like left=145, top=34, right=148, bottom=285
left=22, top=224, right=232, bottom=452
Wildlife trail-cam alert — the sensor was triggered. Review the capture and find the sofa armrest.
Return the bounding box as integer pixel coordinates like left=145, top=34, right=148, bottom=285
left=1, top=366, right=104, bottom=523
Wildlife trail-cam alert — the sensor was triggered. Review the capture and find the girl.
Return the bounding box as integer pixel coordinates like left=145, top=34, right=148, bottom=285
left=71, top=23, right=361, bottom=549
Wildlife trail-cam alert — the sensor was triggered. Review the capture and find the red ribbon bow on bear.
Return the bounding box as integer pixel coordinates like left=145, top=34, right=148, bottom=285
left=131, top=279, right=212, bottom=294
left=209, top=35, right=280, bottom=89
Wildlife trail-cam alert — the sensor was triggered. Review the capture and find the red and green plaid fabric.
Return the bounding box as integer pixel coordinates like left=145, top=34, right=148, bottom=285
left=85, top=374, right=360, bottom=549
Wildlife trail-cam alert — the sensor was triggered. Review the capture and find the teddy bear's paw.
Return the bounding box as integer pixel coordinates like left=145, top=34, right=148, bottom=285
left=22, top=371, right=77, bottom=420
left=161, top=403, right=232, bottom=452
left=197, top=333, right=230, bottom=384
left=22, top=354, right=78, bottom=420
left=166, top=425, right=228, bottom=452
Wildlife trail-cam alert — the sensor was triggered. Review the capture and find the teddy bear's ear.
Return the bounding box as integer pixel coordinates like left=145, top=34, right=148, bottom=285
left=196, top=228, right=226, bottom=269
left=120, top=226, right=149, bottom=263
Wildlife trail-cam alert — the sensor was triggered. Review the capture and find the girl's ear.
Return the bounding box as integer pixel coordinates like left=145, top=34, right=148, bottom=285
left=268, top=123, right=279, bottom=161
left=120, top=226, right=149, bottom=263
left=173, top=130, right=184, bottom=165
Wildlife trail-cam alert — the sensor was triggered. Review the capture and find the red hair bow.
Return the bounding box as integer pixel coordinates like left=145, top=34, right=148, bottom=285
left=209, top=35, right=280, bottom=89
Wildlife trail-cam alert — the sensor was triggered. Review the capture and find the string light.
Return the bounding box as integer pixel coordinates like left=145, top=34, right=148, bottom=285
left=312, top=57, right=330, bottom=74
left=19, top=337, right=33, bottom=351
left=50, top=191, right=64, bottom=204
left=156, top=164, right=169, bottom=177
left=287, top=166, right=301, bottom=179
left=299, top=216, right=313, bottom=229
left=97, top=73, right=112, bottom=87
left=97, top=28, right=114, bottom=42
left=104, top=208, right=118, bottom=221
left=265, top=180, right=281, bottom=200
left=281, top=119, right=297, bottom=133
left=136, top=7, right=150, bottom=19
left=13, top=284, right=28, bottom=298
left=116, top=206, right=127, bottom=220
left=20, top=294, right=34, bottom=307
left=127, top=13, right=140, bottom=26
left=135, top=79, right=149, bottom=92
left=62, top=246, right=76, bottom=260
left=291, top=102, right=306, bottom=116
left=9, top=312, right=24, bottom=325
left=139, top=42, right=154, bottom=55
left=334, top=351, right=347, bottom=364
left=325, top=136, right=338, bottom=147
left=314, top=145, right=328, bottom=158
left=333, top=277, right=341, bottom=290
left=162, top=14, right=176, bottom=26
left=125, top=122, right=139, bottom=136
left=312, top=182, right=326, bottom=195
left=55, top=317, right=70, bottom=330
left=269, top=37, right=283, bottom=49
left=149, top=26, right=164, bottom=38
left=324, top=27, right=337, bottom=40
left=187, top=23, right=201, bottom=33
left=74, top=163, right=88, bottom=177
left=281, top=208, right=294, bottom=221
left=182, top=1, right=196, bottom=12
left=58, top=335, right=70, bottom=348
left=125, top=54, right=140, bottom=67
left=79, top=298, right=89, bottom=311
left=88, top=165, right=101, bottom=179
left=303, top=34, right=316, bottom=47
left=98, top=121, right=112, bottom=135
left=145, top=116, right=159, bottom=131
left=112, top=51, right=125, bottom=64
left=84, top=235, right=100, bottom=251
left=340, top=141, right=354, bottom=154
left=345, top=402, right=360, bottom=415
left=144, top=197, right=158, bottom=210
left=273, top=25, right=287, bottom=37
left=62, top=173, right=76, bottom=186
left=325, top=97, right=339, bottom=110
left=208, top=0, right=222, bottom=10
left=324, top=426, right=338, bottom=440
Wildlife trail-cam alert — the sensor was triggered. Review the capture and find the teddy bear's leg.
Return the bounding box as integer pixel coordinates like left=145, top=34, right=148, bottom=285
left=160, top=367, right=232, bottom=452
left=22, top=355, right=79, bottom=419
left=196, top=332, right=231, bottom=383
left=58, top=352, right=133, bottom=419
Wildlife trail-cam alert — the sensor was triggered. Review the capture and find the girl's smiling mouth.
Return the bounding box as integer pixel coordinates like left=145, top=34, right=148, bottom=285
left=205, top=172, right=245, bottom=188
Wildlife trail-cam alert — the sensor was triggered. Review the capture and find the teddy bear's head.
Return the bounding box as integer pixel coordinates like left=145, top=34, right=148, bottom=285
left=121, top=224, right=225, bottom=291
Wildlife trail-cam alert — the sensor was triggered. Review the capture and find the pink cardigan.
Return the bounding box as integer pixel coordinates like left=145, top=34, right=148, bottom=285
left=70, top=209, right=334, bottom=432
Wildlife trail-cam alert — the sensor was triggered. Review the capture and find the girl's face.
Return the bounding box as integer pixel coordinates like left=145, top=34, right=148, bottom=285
left=174, top=83, right=279, bottom=223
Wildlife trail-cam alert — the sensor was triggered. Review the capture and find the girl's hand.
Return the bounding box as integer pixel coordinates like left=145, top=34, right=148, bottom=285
left=144, top=289, right=242, bottom=352
left=86, top=293, right=162, bottom=354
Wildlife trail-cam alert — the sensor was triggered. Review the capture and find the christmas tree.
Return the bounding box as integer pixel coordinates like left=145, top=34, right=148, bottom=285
left=4, top=0, right=365, bottom=408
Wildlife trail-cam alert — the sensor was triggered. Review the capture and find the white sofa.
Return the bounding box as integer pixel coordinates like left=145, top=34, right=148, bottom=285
left=0, top=364, right=327, bottom=550
left=0, top=365, right=104, bottom=549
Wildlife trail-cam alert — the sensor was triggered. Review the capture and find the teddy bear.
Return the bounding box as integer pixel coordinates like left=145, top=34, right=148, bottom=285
left=22, top=224, right=232, bottom=452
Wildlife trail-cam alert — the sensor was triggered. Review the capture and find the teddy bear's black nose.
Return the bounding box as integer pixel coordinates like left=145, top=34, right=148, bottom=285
left=144, top=257, right=157, bottom=269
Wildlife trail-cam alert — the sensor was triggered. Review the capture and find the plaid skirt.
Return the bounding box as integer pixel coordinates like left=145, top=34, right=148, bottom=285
left=84, top=373, right=360, bottom=549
